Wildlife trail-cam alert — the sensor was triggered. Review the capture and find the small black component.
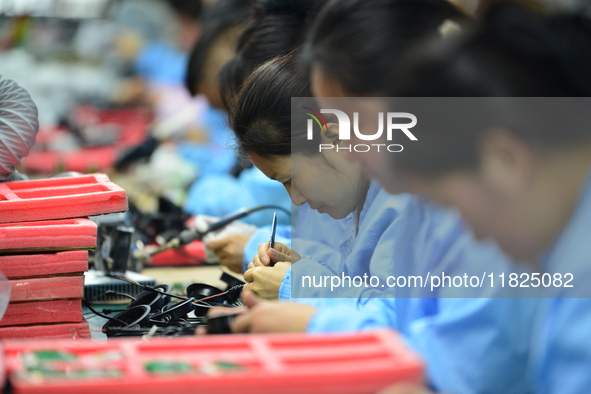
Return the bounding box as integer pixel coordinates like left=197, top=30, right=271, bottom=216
left=207, top=313, right=241, bottom=335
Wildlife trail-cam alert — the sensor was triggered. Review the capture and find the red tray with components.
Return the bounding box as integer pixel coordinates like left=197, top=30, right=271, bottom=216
left=0, top=251, right=88, bottom=279
left=0, top=219, right=97, bottom=253
left=9, top=275, right=84, bottom=302
left=2, top=330, right=422, bottom=394
left=0, top=174, right=128, bottom=224
left=0, top=300, right=82, bottom=327
left=0, top=321, right=90, bottom=340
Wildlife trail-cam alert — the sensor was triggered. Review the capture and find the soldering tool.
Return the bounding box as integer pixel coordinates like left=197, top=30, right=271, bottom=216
left=134, top=205, right=289, bottom=261
left=268, top=212, right=277, bottom=266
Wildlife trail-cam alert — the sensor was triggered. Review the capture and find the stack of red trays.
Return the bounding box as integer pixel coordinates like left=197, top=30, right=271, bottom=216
left=0, top=174, right=128, bottom=339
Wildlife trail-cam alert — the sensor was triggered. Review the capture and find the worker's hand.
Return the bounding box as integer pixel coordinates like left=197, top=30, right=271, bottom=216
left=194, top=305, right=248, bottom=336
left=254, top=242, right=301, bottom=267
left=231, top=290, right=316, bottom=333
left=243, top=261, right=291, bottom=299
left=207, top=234, right=251, bottom=273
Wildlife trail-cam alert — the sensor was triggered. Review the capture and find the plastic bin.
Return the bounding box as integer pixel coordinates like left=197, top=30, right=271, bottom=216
left=3, top=330, right=422, bottom=394
left=0, top=219, right=97, bottom=253
left=0, top=251, right=88, bottom=279
left=0, top=174, right=128, bottom=224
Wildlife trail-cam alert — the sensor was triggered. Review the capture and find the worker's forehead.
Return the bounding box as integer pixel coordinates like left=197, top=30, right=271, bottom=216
left=248, top=153, right=291, bottom=181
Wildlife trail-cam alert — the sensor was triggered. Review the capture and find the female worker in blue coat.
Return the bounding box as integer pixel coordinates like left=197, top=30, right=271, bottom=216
left=224, top=0, right=538, bottom=392
left=226, top=55, right=535, bottom=394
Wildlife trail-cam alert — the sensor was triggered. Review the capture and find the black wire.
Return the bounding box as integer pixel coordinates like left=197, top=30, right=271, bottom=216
left=108, top=276, right=245, bottom=306
left=196, top=204, right=291, bottom=239
left=105, top=290, right=136, bottom=300
left=83, top=309, right=129, bottom=322
left=143, top=204, right=292, bottom=260
left=136, top=285, right=188, bottom=302
left=82, top=299, right=128, bottom=326
left=227, top=283, right=246, bottom=293
left=103, top=308, right=128, bottom=314
left=92, top=290, right=135, bottom=301
left=107, top=274, right=191, bottom=302
left=253, top=204, right=291, bottom=218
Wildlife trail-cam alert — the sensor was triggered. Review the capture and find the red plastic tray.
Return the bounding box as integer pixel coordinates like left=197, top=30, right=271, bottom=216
left=0, top=321, right=90, bottom=340
left=22, top=126, right=145, bottom=174
left=0, top=174, right=128, bottom=224
left=72, top=105, right=152, bottom=126
left=149, top=240, right=206, bottom=267
left=22, top=148, right=118, bottom=174
left=0, top=219, right=97, bottom=253
left=1, top=300, right=82, bottom=327
left=9, top=275, right=84, bottom=302
left=3, top=330, right=422, bottom=394
left=0, top=251, right=88, bottom=279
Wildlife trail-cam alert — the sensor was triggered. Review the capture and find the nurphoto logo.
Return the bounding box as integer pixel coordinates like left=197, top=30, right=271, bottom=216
left=303, top=107, right=417, bottom=153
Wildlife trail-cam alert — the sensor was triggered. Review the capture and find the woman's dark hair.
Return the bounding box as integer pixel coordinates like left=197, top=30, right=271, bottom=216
left=301, top=0, right=470, bottom=95
left=185, top=0, right=251, bottom=96
left=229, top=56, right=320, bottom=158
left=390, top=0, right=591, bottom=175
left=167, top=0, right=203, bottom=20
left=395, top=1, right=591, bottom=97
left=219, top=0, right=328, bottom=109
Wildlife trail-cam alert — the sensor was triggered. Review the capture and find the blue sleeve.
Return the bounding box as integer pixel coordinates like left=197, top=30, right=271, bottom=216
left=304, top=200, right=538, bottom=394
left=306, top=296, right=537, bottom=394
left=307, top=298, right=399, bottom=333
left=407, top=297, right=537, bottom=394
left=534, top=298, right=591, bottom=394
left=278, top=266, right=292, bottom=300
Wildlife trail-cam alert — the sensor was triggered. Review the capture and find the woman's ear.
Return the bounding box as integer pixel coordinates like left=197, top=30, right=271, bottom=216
left=320, top=122, right=341, bottom=145
left=479, top=128, right=536, bottom=196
